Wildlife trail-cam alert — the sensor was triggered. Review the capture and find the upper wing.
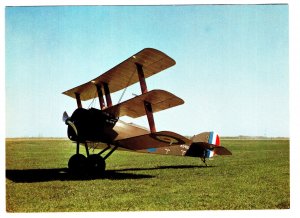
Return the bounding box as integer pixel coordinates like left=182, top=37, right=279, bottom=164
left=116, top=131, right=192, bottom=150
left=62, top=48, right=176, bottom=101
left=103, top=89, right=184, bottom=118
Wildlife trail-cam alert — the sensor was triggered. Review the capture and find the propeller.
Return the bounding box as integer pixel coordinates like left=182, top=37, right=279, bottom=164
left=62, top=111, right=69, bottom=123
left=62, top=111, right=78, bottom=136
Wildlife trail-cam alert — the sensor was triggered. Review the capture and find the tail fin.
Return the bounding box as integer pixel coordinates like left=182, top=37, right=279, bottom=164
left=191, top=131, right=220, bottom=146
left=208, top=131, right=220, bottom=146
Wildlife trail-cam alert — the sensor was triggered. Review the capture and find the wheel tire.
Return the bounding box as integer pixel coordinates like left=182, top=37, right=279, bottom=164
left=87, top=154, right=106, bottom=176
left=68, top=154, right=87, bottom=175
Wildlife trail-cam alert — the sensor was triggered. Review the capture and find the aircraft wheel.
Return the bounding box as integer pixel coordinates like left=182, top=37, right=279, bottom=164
left=87, top=154, right=106, bottom=176
left=68, top=154, right=87, bottom=174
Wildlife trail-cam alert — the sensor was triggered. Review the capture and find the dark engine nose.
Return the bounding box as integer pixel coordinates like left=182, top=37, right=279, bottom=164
left=67, top=108, right=118, bottom=142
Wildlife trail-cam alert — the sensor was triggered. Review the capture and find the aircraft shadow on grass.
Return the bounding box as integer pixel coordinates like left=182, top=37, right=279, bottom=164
left=115, top=165, right=213, bottom=172
left=6, top=165, right=212, bottom=183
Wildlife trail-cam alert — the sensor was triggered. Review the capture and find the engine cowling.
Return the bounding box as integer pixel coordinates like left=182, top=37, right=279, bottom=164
left=65, top=108, right=118, bottom=143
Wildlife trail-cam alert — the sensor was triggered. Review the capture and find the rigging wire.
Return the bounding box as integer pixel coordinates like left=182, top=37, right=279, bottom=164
left=88, top=67, right=137, bottom=108
left=117, top=69, right=136, bottom=104
left=87, top=89, right=98, bottom=109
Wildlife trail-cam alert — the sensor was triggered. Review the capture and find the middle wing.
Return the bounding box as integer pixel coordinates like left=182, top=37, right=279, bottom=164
left=116, top=131, right=192, bottom=150
left=103, top=89, right=184, bottom=118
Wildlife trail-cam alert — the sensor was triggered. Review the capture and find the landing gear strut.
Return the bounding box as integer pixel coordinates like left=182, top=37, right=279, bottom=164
left=200, top=157, right=208, bottom=166
left=67, top=141, right=118, bottom=177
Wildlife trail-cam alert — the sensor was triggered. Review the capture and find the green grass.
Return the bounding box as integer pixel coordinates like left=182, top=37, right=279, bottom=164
left=6, top=138, right=289, bottom=212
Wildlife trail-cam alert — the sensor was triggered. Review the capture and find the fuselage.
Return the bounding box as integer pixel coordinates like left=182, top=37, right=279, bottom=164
left=66, top=108, right=228, bottom=160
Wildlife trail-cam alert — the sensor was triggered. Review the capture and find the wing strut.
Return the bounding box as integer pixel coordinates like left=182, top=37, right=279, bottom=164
left=103, top=83, right=113, bottom=107
left=136, top=63, right=156, bottom=133
left=96, top=84, right=105, bottom=110
left=136, top=63, right=148, bottom=94
left=75, top=93, right=82, bottom=108
left=93, top=82, right=113, bottom=109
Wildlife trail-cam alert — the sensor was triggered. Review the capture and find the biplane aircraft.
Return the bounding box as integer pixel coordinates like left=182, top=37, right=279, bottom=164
left=62, top=48, right=231, bottom=175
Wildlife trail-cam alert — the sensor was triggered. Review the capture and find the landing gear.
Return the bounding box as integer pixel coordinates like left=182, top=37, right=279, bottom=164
left=200, top=157, right=208, bottom=166
left=68, top=153, right=87, bottom=174
left=67, top=141, right=117, bottom=177
left=87, top=154, right=106, bottom=176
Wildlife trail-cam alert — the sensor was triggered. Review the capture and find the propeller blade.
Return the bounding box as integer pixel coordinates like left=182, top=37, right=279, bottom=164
left=66, top=120, right=78, bottom=136
left=62, top=111, right=69, bottom=123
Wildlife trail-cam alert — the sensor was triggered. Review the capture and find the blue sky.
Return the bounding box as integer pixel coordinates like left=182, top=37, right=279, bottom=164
left=5, top=5, right=289, bottom=137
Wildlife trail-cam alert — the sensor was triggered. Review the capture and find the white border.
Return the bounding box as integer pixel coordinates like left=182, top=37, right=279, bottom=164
left=2, top=1, right=299, bottom=218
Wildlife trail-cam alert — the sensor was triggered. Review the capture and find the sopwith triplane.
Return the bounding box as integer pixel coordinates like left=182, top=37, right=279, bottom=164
left=62, top=48, right=231, bottom=175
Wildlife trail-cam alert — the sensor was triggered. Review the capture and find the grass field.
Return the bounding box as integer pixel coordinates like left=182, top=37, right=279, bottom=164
left=6, top=138, right=289, bottom=212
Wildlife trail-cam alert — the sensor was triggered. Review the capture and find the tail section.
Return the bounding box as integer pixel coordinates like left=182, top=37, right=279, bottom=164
left=187, top=131, right=231, bottom=160
left=136, top=131, right=231, bottom=165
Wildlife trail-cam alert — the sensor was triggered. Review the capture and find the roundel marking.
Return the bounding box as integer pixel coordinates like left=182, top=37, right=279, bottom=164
left=151, top=134, right=186, bottom=145
left=156, top=135, right=179, bottom=144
